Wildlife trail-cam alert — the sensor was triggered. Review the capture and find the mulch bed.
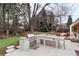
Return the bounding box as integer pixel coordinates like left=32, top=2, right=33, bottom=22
left=75, top=50, right=79, bottom=56
left=71, top=39, right=79, bottom=43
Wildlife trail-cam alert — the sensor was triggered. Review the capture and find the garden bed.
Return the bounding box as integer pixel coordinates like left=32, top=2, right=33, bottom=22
left=0, top=47, right=7, bottom=56
left=71, top=39, right=79, bottom=43
left=75, top=50, right=79, bottom=56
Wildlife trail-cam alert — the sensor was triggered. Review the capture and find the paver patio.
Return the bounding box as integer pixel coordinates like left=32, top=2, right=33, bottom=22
left=5, top=40, right=79, bottom=56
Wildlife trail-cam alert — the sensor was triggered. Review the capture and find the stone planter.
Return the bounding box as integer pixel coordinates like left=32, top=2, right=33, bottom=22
left=0, top=48, right=7, bottom=56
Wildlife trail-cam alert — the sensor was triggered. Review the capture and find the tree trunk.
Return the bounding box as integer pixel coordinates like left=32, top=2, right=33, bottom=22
left=2, top=4, right=6, bottom=33
left=6, top=6, right=10, bottom=36
left=15, top=15, right=19, bottom=35
left=29, top=20, right=35, bottom=33
left=12, top=15, right=19, bottom=35
left=29, top=16, right=36, bottom=33
left=30, top=25, right=35, bottom=33
left=59, top=16, right=62, bottom=32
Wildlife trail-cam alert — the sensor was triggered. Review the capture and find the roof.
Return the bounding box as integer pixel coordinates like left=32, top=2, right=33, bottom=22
left=74, top=18, right=79, bottom=23
left=70, top=18, right=79, bottom=27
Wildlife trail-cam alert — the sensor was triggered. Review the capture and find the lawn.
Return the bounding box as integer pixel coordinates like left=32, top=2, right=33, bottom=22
left=0, top=32, right=47, bottom=48
left=0, top=36, right=21, bottom=48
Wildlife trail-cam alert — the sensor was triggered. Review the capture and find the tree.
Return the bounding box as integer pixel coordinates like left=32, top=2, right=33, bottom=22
left=10, top=3, right=21, bottom=35
left=67, top=15, right=73, bottom=31
left=38, top=21, right=48, bottom=32
left=0, top=3, right=9, bottom=34
left=6, top=4, right=11, bottom=36
left=36, top=8, right=47, bottom=31
left=47, top=11, right=55, bottom=31
left=20, top=3, right=29, bottom=31
left=25, top=3, right=50, bottom=33
left=0, top=3, right=76, bottom=35
left=48, top=3, right=76, bottom=32
left=2, top=4, right=6, bottom=33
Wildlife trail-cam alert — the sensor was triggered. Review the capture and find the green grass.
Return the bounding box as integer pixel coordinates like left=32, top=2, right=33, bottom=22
left=0, top=36, right=21, bottom=48
left=0, top=32, right=48, bottom=48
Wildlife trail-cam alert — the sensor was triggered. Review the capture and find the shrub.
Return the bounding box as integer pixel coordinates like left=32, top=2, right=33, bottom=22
left=38, top=21, right=49, bottom=32
left=0, top=48, right=7, bottom=56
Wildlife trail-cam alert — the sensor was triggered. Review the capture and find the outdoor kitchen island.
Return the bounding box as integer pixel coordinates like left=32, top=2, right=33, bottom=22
left=19, top=34, right=65, bottom=50
left=35, top=35, right=65, bottom=48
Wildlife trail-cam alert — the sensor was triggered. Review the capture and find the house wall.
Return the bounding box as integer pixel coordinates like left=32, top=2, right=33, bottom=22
left=74, top=24, right=79, bottom=39
left=77, top=26, right=79, bottom=39
left=70, top=21, right=79, bottom=39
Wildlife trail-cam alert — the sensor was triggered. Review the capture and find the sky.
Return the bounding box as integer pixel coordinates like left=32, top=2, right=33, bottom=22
left=45, top=3, right=79, bottom=23
left=58, top=3, right=79, bottom=23
left=20, top=3, right=79, bottom=23
left=72, top=4, right=79, bottom=22
left=62, top=4, right=79, bottom=23
left=21, top=3, right=79, bottom=23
